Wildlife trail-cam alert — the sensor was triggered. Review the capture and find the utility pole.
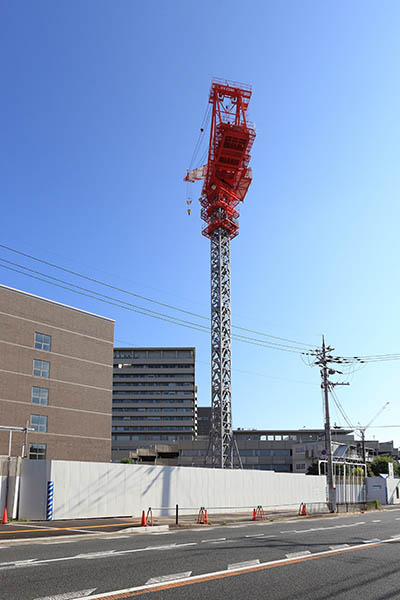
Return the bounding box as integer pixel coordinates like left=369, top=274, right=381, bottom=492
left=311, top=336, right=350, bottom=513
left=321, top=336, right=336, bottom=512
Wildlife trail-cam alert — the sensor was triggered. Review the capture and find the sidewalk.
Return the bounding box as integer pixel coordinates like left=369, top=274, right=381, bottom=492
left=0, top=508, right=299, bottom=542
left=1, top=504, right=391, bottom=543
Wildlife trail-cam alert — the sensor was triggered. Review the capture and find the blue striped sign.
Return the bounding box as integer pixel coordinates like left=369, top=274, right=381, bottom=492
left=46, top=481, right=54, bottom=520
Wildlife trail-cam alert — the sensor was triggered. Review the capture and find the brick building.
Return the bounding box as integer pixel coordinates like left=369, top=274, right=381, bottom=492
left=0, top=285, right=114, bottom=462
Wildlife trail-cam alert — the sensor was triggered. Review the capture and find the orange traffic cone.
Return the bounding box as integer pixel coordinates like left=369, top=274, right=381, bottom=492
left=2, top=508, right=8, bottom=524
left=141, top=510, right=147, bottom=526
left=252, top=508, right=257, bottom=521
left=204, top=510, right=208, bottom=525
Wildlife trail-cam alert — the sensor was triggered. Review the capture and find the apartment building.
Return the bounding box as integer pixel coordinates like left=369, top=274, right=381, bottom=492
left=0, top=285, right=114, bottom=461
left=112, top=347, right=197, bottom=461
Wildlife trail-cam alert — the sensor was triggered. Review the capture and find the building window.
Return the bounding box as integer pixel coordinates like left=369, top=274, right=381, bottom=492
left=34, top=333, right=51, bottom=351
left=29, top=443, right=46, bottom=460
left=33, top=360, right=50, bottom=378
left=32, top=387, right=49, bottom=405
left=31, top=415, right=48, bottom=432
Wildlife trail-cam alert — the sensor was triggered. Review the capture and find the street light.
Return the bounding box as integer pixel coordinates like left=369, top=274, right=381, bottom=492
left=0, top=424, right=35, bottom=458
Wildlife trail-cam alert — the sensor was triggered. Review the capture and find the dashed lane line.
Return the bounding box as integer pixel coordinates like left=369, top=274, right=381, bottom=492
left=145, top=544, right=176, bottom=551
left=201, top=538, right=226, bottom=543
left=146, top=572, right=192, bottom=585
left=329, top=544, right=350, bottom=551
left=363, top=539, right=380, bottom=543
left=33, top=589, right=97, bottom=600
left=228, top=559, right=260, bottom=570
left=285, top=550, right=311, bottom=559
left=5, top=535, right=399, bottom=599
left=78, top=540, right=393, bottom=599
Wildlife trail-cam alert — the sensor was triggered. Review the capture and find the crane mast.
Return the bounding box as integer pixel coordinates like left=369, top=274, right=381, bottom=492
left=185, top=79, right=256, bottom=467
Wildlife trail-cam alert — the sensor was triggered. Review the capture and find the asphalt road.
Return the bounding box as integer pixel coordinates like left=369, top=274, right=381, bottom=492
left=2, top=509, right=400, bottom=599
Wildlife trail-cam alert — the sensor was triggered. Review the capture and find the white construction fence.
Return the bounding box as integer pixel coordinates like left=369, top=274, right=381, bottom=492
left=18, top=460, right=327, bottom=520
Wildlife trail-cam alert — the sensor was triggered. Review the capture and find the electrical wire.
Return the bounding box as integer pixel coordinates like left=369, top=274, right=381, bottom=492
left=0, top=261, right=308, bottom=355
left=113, top=337, right=318, bottom=386
left=0, top=243, right=313, bottom=348
left=330, top=387, right=354, bottom=430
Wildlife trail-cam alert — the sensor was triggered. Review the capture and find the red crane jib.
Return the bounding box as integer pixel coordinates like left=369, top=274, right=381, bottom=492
left=201, top=79, right=256, bottom=240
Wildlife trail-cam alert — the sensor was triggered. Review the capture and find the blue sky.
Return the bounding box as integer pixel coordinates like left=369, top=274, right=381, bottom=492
left=1, top=1, right=400, bottom=446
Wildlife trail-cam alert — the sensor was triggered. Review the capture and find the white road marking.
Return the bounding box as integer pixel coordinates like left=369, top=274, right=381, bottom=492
left=390, top=535, right=400, bottom=539
left=263, top=535, right=277, bottom=538
left=227, top=525, right=247, bottom=528
left=70, top=539, right=396, bottom=600
left=175, top=543, right=197, bottom=547
left=201, top=537, right=226, bottom=543
left=43, top=540, right=76, bottom=544
left=145, top=544, right=176, bottom=551
left=75, top=551, right=116, bottom=560
left=146, top=572, right=192, bottom=585
left=363, top=539, right=380, bottom=543
left=245, top=534, right=265, bottom=538
left=0, top=558, right=37, bottom=570
left=150, top=532, right=172, bottom=535
left=395, top=518, right=400, bottom=521
left=372, top=520, right=381, bottom=523
left=286, top=551, right=311, bottom=559
left=105, top=536, right=129, bottom=540
left=280, top=522, right=366, bottom=535
left=6, top=523, right=49, bottom=529
left=228, top=559, right=260, bottom=570
left=0, top=542, right=185, bottom=571
left=68, top=529, right=96, bottom=534
left=33, top=589, right=97, bottom=600
left=329, top=544, right=350, bottom=550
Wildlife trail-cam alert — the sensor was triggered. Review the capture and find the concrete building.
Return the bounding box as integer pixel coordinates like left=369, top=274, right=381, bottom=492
left=112, top=347, right=197, bottom=461
left=0, top=285, right=114, bottom=462
left=177, top=425, right=376, bottom=472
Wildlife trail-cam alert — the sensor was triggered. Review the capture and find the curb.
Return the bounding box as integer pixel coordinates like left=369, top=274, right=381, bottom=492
left=116, top=525, right=169, bottom=534
left=0, top=525, right=170, bottom=546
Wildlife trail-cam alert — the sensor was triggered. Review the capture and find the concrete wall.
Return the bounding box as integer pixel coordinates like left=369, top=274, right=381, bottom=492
left=366, top=477, right=400, bottom=505
left=387, top=478, right=400, bottom=504
left=19, top=459, right=326, bottom=520
left=19, top=460, right=51, bottom=520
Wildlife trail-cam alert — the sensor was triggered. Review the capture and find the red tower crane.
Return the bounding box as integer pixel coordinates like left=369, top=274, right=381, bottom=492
left=185, top=79, right=256, bottom=468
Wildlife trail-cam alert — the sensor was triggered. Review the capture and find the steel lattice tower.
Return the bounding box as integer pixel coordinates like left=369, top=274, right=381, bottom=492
left=185, top=79, right=255, bottom=468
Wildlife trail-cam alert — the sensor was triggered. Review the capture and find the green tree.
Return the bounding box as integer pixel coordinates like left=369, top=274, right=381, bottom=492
left=306, top=462, right=319, bottom=475
left=368, top=456, right=399, bottom=477
left=120, top=457, right=132, bottom=464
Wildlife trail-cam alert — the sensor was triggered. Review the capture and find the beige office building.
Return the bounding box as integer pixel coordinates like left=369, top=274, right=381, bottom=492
left=0, top=285, right=114, bottom=462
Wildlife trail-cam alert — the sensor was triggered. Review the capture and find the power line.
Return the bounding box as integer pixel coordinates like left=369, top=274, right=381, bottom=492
left=0, top=243, right=312, bottom=348
left=0, top=261, right=307, bottom=354
left=113, top=338, right=318, bottom=386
